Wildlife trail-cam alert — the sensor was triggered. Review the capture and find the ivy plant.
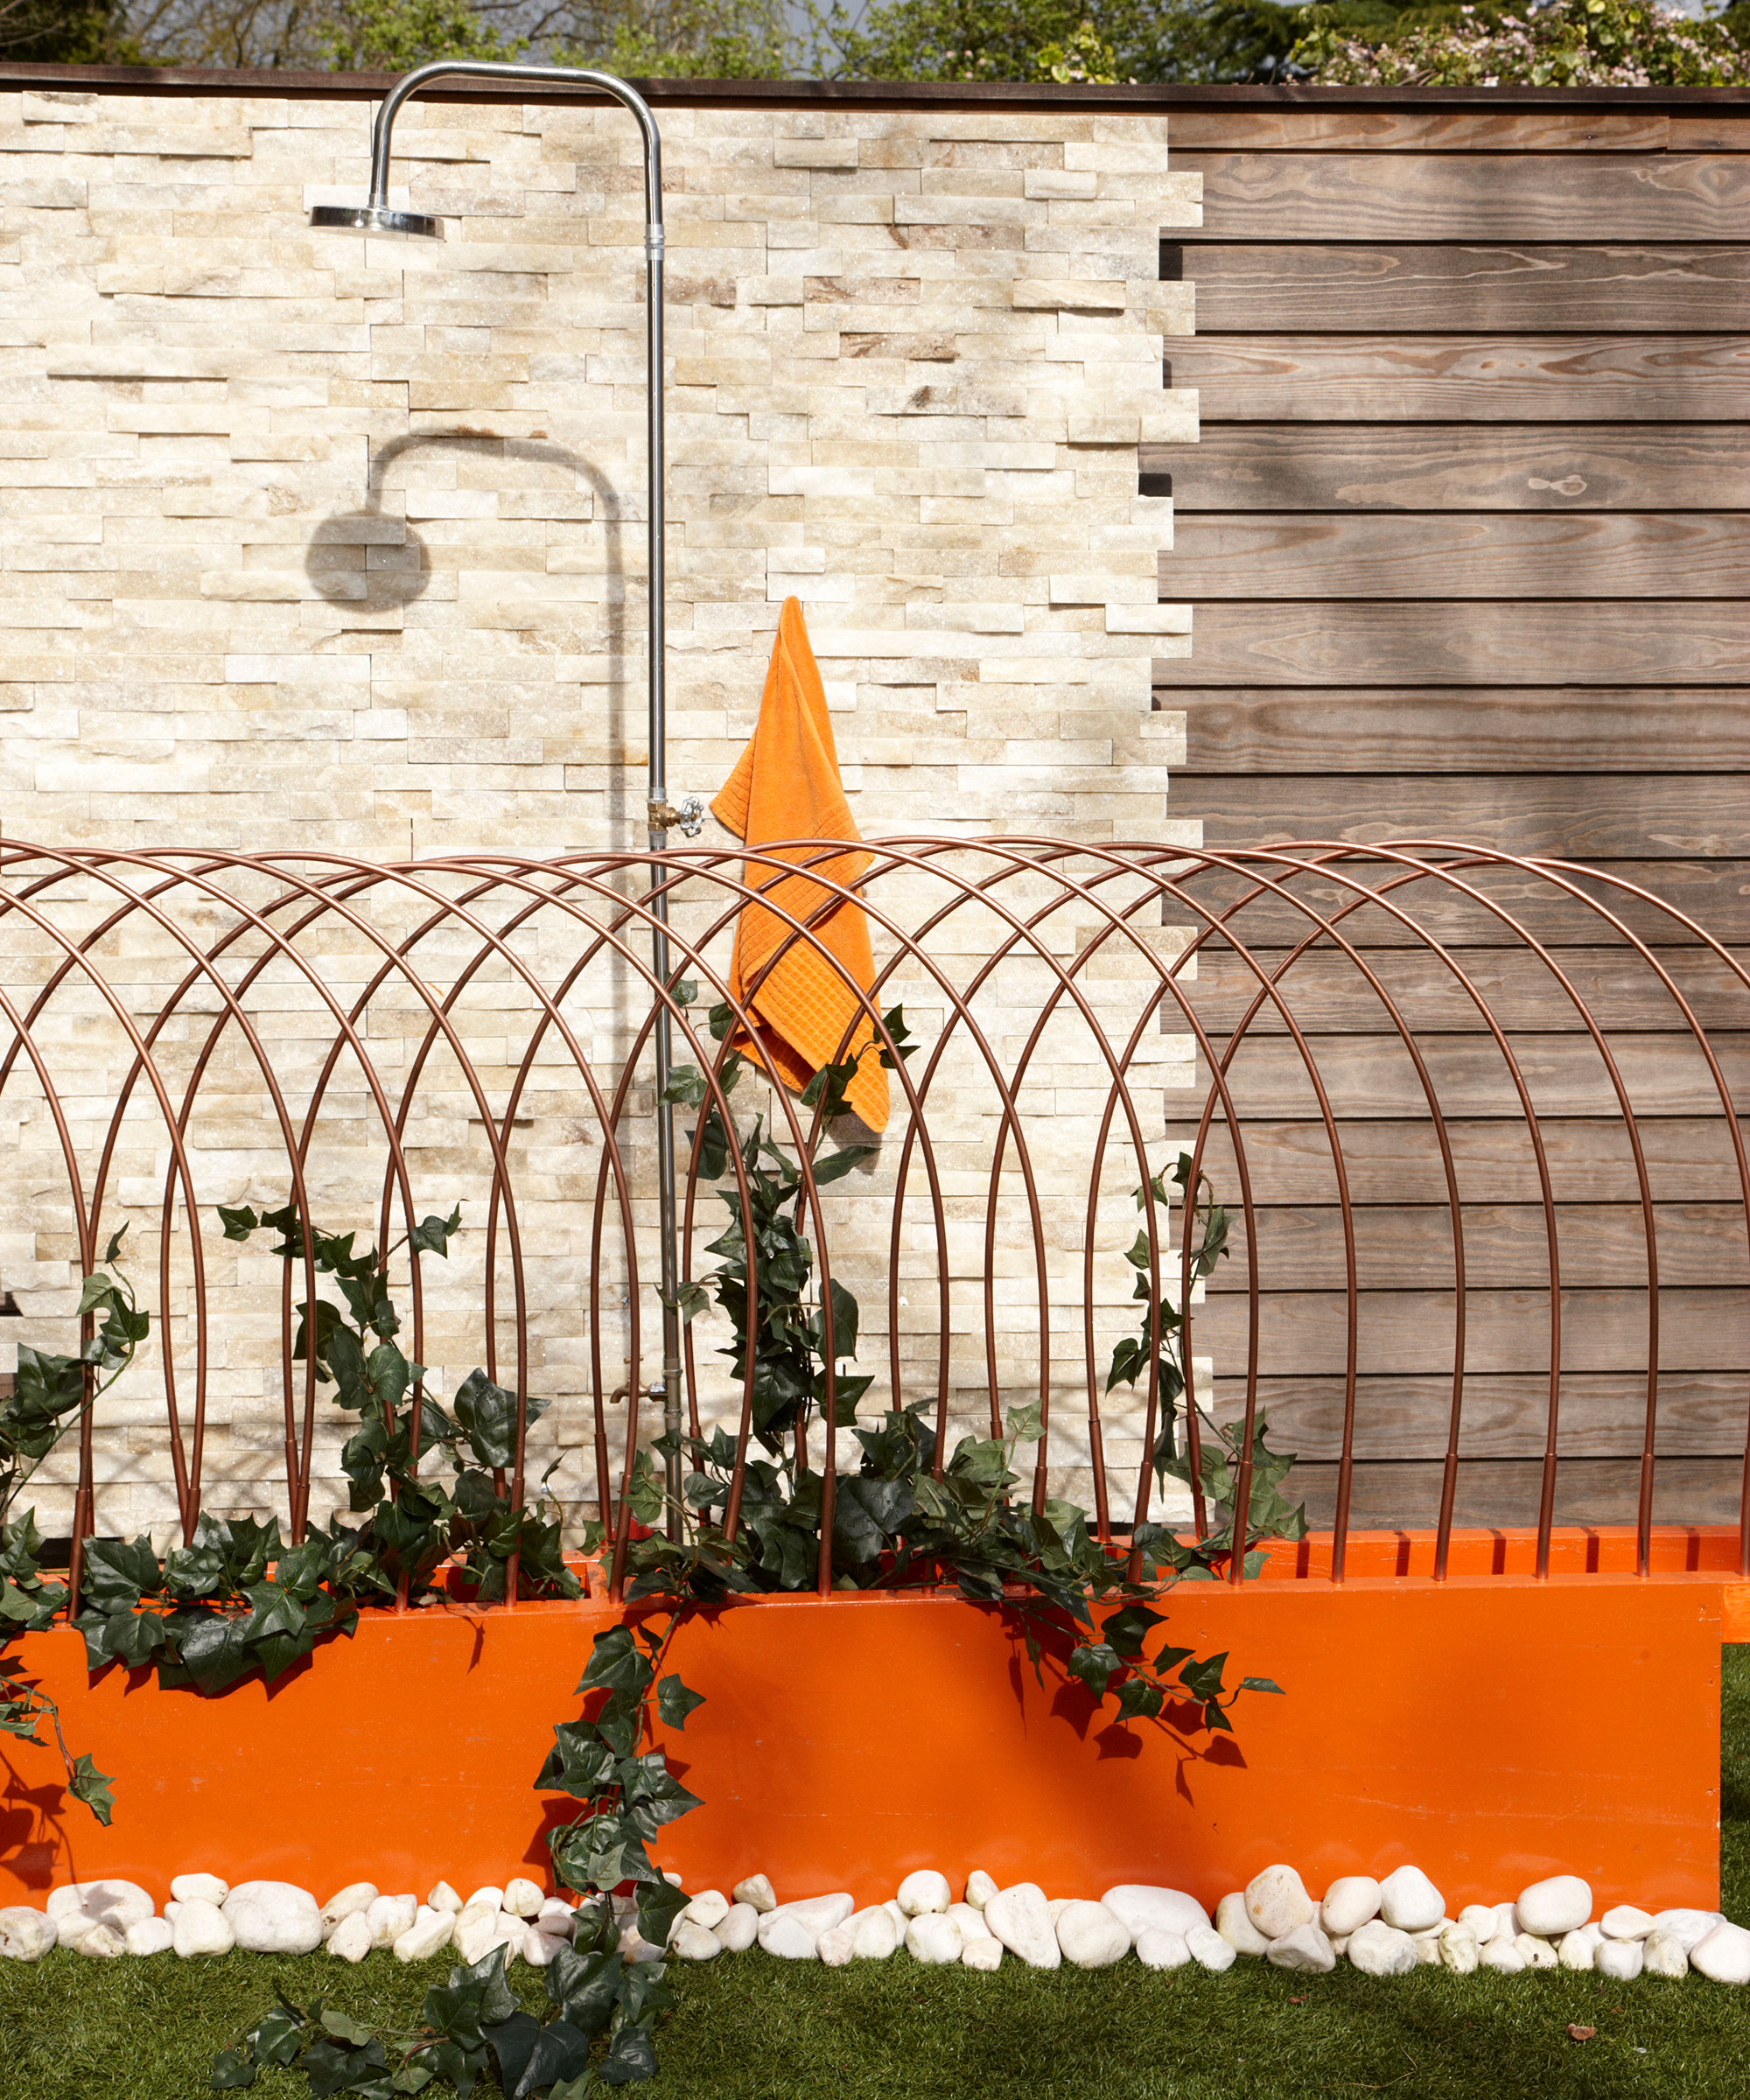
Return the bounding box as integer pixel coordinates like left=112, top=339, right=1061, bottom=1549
left=0, top=1230, right=142, bottom=1827
left=74, top=1202, right=580, bottom=1698
left=214, top=1619, right=699, bottom=2096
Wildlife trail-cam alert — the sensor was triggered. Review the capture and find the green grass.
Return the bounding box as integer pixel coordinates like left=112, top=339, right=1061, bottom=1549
left=5, top=1648, right=1750, bottom=2100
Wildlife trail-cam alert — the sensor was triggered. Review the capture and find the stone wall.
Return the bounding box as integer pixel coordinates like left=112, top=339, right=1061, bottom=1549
left=0, top=80, right=1201, bottom=1542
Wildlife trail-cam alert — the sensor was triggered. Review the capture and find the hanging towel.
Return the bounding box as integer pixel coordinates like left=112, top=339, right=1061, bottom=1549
left=710, top=596, right=889, bottom=1134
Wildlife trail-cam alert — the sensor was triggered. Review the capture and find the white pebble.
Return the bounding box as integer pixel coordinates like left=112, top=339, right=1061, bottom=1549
left=714, top=1903, right=760, bottom=1953
left=1319, top=1877, right=1382, bottom=1938
left=79, top=1925, right=127, bottom=1959
left=125, top=1918, right=173, bottom=1957
left=1246, top=1865, right=1313, bottom=1940
left=984, top=1884, right=1060, bottom=1969
left=0, top=1909, right=56, bottom=1963
left=367, top=1894, right=416, bottom=1950
left=733, top=1874, right=776, bottom=1914
left=1347, top=1921, right=1418, bottom=1977
left=173, top=1898, right=236, bottom=1959
left=394, top=1908, right=456, bottom=1964
left=503, top=1879, right=544, bottom=1919
left=680, top=1890, right=731, bottom=1933
left=906, top=1913, right=962, bottom=1964
left=1439, top=1922, right=1479, bottom=1974
left=671, top=1920, right=722, bottom=1963
left=426, top=1881, right=463, bottom=1915
left=1377, top=1866, right=1444, bottom=1935
left=1055, top=1900, right=1130, bottom=1970
left=326, top=1911, right=374, bottom=1964
left=1480, top=1934, right=1525, bottom=1974
left=1558, top=1926, right=1600, bottom=1971
left=171, top=1874, right=228, bottom=1907
left=964, top=1870, right=998, bottom=1911
left=898, top=1870, right=952, bottom=1918
left=1691, top=1919, right=1750, bottom=1984
left=1597, top=1937, right=1644, bottom=1982
left=1187, top=1924, right=1237, bottom=1973
left=1267, top=1923, right=1335, bottom=1974
left=947, top=1902, right=992, bottom=1942
left=1101, top=1886, right=1209, bottom=1941
left=1516, top=1876, right=1591, bottom=1939
left=1643, top=1928, right=1690, bottom=1978
left=1601, top=1905, right=1655, bottom=1942
left=320, top=1881, right=378, bottom=1937
left=1514, top=1933, right=1558, bottom=1970
left=850, top=1908, right=900, bottom=1960
left=1458, top=1903, right=1500, bottom=1948
left=961, top=1935, right=1003, bottom=1970
left=1215, top=1891, right=1270, bottom=1956
left=1650, top=1908, right=1722, bottom=1954
left=1135, top=1928, right=1192, bottom=1971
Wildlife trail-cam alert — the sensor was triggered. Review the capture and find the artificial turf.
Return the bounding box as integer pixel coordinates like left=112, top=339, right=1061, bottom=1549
left=4, top=1646, right=1748, bottom=2100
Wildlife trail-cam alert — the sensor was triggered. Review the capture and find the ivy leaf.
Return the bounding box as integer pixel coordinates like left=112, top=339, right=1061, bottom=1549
left=1176, top=1650, right=1229, bottom=1705
left=319, top=2009, right=376, bottom=2047
left=1005, top=1401, right=1044, bottom=1445
left=1240, top=1676, right=1284, bottom=1696
left=79, top=1535, right=163, bottom=1614
left=1067, top=1641, right=1122, bottom=1699
left=1114, top=1678, right=1166, bottom=1723
left=480, top=2011, right=542, bottom=2100
left=598, top=2022, right=659, bottom=2086
left=66, top=1752, right=115, bottom=1825
left=635, top=1877, right=690, bottom=1950
left=535, top=1722, right=617, bottom=1800
left=546, top=1946, right=625, bottom=2037
left=620, top=1750, right=704, bottom=1837
left=209, top=2047, right=260, bottom=2090
left=217, top=1204, right=259, bottom=1242
left=810, top=1145, right=872, bottom=1187
left=515, top=2019, right=592, bottom=2099
left=101, top=1223, right=130, bottom=1264
left=655, top=1674, right=704, bottom=1730
left=453, top=1369, right=548, bottom=1471
left=408, top=1207, right=463, bottom=1258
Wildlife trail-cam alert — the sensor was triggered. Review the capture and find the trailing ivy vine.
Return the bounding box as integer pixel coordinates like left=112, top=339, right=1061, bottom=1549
left=0, top=1229, right=143, bottom=1826
left=75, top=1202, right=580, bottom=1699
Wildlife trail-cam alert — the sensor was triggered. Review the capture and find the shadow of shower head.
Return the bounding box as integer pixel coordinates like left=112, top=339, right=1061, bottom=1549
left=310, top=203, right=444, bottom=240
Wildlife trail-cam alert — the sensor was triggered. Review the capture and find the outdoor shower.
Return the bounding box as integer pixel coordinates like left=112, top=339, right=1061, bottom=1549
left=312, top=62, right=703, bottom=1530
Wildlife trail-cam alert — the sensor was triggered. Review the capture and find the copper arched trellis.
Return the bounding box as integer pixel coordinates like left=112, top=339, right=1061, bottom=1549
left=3, top=837, right=1746, bottom=1606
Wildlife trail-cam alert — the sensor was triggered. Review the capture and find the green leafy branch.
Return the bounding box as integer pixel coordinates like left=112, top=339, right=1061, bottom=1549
left=215, top=1618, right=702, bottom=2096
left=74, top=1203, right=581, bottom=1703
left=0, top=1229, right=143, bottom=1829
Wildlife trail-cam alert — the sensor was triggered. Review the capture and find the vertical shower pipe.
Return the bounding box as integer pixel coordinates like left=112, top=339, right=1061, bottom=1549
left=312, top=63, right=695, bottom=1535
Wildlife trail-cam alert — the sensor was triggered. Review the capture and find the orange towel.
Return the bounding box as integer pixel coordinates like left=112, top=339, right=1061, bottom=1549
left=710, top=598, right=889, bottom=1135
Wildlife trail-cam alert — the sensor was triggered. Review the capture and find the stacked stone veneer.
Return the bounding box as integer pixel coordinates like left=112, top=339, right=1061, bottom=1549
left=0, top=82, right=1203, bottom=1541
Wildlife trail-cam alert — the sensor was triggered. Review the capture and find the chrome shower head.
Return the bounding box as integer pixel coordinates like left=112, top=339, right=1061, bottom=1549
left=310, top=203, right=444, bottom=240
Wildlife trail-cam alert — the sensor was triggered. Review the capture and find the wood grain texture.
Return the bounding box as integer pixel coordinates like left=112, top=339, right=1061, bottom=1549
left=1169, top=334, right=1750, bottom=422
left=1150, top=861, right=1750, bottom=948
left=1183, top=153, right=1750, bottom=242
left=1165, top=689, right=1750, bottom=772
left=1182, top=944, right=1750, bottom=1035
left=1273, top=1456, right=1740, bottom=1530
left=1194, top=1286, right=1747, bottom=1375
left=1194, top=1201, right=1750, bottom=1288
left=1164, top=113, right=1674, bottom=153
left=1185, top=1030, right=1750, bottom=1119
left=1208, top=1372, right=1748, bottom=1458
left=1173, top=774, right=1750, bottom=858
left=1158, top=1118, right=1750, bottom=1204
left=1181, top=242, right=1749, bottom=332
left=1163, top=514, right=1750, bottom=600
left=1145, top=424, right=1750, bottom=513
left=1158, top=602, right=1750, bottom=687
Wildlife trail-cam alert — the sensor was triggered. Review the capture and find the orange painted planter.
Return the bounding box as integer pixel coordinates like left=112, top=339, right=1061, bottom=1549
left=0, top=1550, right=1725, bottom=1916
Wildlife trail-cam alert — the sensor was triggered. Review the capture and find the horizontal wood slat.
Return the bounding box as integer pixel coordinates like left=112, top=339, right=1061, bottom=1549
left=1214, top=1382, right=1742, bottom=1461
left=1173, top=774, right=1750, bottom=858
left=1163, top=514, right=1750, bottom=600
left=1194, top=1286, right=1747, bottom=1375
left=1144, top=424, right=1750, bottom=511
left=1195, top=1202, right=1750, bottom=1288
left=1181, top=242, right=1750, bottom=332
left=1270, top=1456, right=1740, bottom=1530
left=1164, top=113, right=1678, bottom=153
left=1186, top=1031, right=1750, bottom=1119
left=1158, top=602, right=1749, bottom=687
left=1158, top=690, right=1750, bottom=773
left=1169, top=335, right=1750, bottom=422
left=1152, top=861, right=1750, bottom=948
left=1183, top=153, right=1750, bottom=242
left=1159, top=1118, right=1750, bottom=1204
left=1182, top=944, right=1750, bottom=1035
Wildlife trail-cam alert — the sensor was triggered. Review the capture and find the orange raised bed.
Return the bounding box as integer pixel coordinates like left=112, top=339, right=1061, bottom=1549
left=0, top=1545, right=1726, bottom=1917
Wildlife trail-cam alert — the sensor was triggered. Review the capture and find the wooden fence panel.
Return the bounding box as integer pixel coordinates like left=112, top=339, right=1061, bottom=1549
left=1152, top=107, right=1747, bottom=1525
